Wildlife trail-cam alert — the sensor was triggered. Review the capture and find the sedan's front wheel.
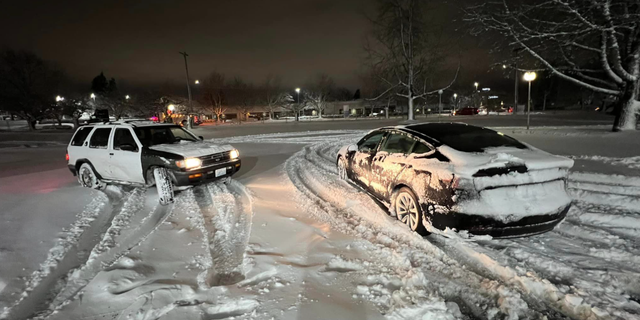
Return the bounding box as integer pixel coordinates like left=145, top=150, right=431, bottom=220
left=337, top=157, right=348, bottom=180
left=394, top=187, right=426, bottom=235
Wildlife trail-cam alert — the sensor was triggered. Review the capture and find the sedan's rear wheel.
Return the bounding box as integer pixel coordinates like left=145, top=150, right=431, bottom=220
left=394, top=187, right=426, bottom=234
left=337, top=157, right=348, bottom=180
left=77, top=163, right=106, bottom=190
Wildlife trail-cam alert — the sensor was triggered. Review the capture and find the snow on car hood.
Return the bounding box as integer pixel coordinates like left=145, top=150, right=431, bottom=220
left=437, top=145, right=574, bottom=178
left=149, top=140, right=234, bottom=158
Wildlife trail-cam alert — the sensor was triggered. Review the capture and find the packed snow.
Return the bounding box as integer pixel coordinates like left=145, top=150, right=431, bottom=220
left=1, top=127, right=639, bottom=320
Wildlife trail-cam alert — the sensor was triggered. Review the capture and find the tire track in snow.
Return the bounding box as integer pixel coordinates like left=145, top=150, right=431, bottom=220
left=1, top=187, right=129, bottom=320
left=285, top=143, right=552, bottom=320
left=283, top=137, right=640, bottom=320
left=35, top=180, right=255, bottom=320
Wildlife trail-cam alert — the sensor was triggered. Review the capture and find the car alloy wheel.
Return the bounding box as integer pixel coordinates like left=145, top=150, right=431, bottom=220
left=395, top=188, right=421, bottom=231
left=337, top=157, right=348, bottom=180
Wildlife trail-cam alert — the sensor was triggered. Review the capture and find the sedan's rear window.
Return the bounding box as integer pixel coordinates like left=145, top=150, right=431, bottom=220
left=407, top=124, right=526, bottom=153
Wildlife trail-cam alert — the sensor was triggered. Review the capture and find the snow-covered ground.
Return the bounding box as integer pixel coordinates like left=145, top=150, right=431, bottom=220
left=1, top=126, right=639, bottom=320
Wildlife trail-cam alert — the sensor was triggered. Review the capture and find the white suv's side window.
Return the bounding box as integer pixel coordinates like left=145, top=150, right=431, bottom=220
left=70, top=127, right=92, bottom=146
left=89, top=128, right=112, bottom=149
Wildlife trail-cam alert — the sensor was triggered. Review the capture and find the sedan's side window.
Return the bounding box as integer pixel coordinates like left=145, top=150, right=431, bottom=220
left=89, top=128, right=112, bottom=149
left=113, top=128, right=139, bottom=152
left=380, top=133, right=415, bottom=154
left=357, top=132, right=385, bottom=152
left=412, top=141, right=433, bottom=154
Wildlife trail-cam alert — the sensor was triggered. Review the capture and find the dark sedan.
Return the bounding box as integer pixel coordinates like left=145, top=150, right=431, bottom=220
left=336, top=123, right=574, bottom=238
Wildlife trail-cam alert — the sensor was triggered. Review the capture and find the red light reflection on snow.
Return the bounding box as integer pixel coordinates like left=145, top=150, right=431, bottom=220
left=0, top=169, right=77, bottom=194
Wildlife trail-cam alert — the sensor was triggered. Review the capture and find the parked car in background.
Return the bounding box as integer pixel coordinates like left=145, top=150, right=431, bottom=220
left=453, top=107, right=479, bottom=115
left=336, top=123, right=574, bottom=237
left=66, top=120, right=241, bottom=205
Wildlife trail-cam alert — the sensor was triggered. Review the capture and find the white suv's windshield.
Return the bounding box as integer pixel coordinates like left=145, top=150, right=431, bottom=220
left=134, top=126, right=198, bottom=147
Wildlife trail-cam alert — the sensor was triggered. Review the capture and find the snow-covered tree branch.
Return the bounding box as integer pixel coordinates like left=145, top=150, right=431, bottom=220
left=466, top=0, right=640, bottom=131
left=364, top=0, right=459, bottom=121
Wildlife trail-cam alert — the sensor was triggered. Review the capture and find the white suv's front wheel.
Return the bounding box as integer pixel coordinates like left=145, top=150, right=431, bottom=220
left=153, top=167, right=175, bottom=206
left=77, top=163, right=106, bottom=190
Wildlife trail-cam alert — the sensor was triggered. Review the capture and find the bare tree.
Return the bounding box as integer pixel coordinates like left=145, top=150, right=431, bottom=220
left=281, top=93, right=301, bottom=120
left=227, top=77, right=257, bottom=123
left=360, top=68, right=396, bottom=118
left=261, top=74, right=286, bottom=119
left=0, top=50, right=65, bottom=130
left=304, top=73, right=335, bottom=118
left=364, top=0, right=459, bottom=121
left=200, top=71, right=227, bottom=122
left=467, top=0, right=640, bottom=131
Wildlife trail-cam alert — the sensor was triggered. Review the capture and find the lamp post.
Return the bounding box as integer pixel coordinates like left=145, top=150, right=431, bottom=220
left=90, top=93, right=96, bottom=101
left=178, top=51, right=193, bottom=129
left=125, top=95, right=130, bottom=100
left=55, top=95, right=64, bottom=102
left=438, top=90, right=443, bottom=122
left=295, top=88, right=301, bottom=119
left=195, top=80, right=199, bottom=84
left=474, top=82, right=479, bottom=91
left=523, top=71, right=537, bottom=130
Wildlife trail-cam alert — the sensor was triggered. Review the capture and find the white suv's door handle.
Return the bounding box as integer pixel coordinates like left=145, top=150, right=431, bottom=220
left=109, top=152, right=114, bottom=156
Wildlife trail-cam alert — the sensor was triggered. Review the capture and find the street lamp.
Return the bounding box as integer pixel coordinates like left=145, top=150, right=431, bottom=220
left=474, top=82, right=479, bottom=91
left=503, top=64, right=507, bottom=69
left=90, top=93, right=96, bottom=101
left=168, top=104, right=175, bottom=111
left=55, top=95, right=64, bottom=102
left=195, top=80, right=199, bottom=84
left=523, top=71, right=537, bottom=130
left=125, top=95, right=130, bottom=100
left=438, top=90, right=443, bottom=122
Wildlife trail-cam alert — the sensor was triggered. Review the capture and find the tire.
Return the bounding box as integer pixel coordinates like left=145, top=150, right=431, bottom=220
left=154, top=167, right=174, bottom=206
left=337, top=157, right=348, bottom=180
left=394, top=187, right=427, bottom=235
left=77, top=162, right=106, bottom=190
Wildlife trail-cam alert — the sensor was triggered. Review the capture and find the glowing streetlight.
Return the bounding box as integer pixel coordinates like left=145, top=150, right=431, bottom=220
left=523, top=72, right=537, bottom=130
left=474, top=82, right=479, bottom=91
left=125, top=95, right=130, bottom=100
left=168, top=104, right=175, bottom=111
left=295, top=87, right=301, bottom=105
left=502, top=64, right=507, bottom=69
left=55, top=95, right=64, bottom=102
left=195, top=80, right=200, bottom=84
left=90, top=93, right=96, bottom=101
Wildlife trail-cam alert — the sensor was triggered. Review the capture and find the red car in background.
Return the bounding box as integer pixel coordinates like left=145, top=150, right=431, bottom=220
left=453, top=107, right=479, bottom=115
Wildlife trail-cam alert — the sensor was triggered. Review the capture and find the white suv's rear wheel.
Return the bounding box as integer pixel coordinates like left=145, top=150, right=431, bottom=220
left=77, top=163, right=106, bottom=190
left=153, top=167, right=175, bottom=206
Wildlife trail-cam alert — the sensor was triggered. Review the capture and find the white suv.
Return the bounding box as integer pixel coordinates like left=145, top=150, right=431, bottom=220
left=66, top=120, right=241, bottom=205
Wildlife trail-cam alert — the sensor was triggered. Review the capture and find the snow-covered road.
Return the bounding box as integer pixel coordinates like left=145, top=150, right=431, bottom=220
left=280, top=134, right=640, bottom=319
left=1, top=128, right=639, bottom=320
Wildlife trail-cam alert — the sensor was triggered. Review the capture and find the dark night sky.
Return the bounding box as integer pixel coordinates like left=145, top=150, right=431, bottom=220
left=1, top=0, right=503, bottom=91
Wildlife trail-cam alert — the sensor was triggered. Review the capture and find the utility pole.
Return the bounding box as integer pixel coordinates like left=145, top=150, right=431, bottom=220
left=179, top=51, right=193, bottom=129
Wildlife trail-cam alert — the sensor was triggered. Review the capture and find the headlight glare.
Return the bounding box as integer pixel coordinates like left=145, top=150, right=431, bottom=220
left=176, top=158, right=202, bottom=169
left=230, top=149, right=239, bottom=159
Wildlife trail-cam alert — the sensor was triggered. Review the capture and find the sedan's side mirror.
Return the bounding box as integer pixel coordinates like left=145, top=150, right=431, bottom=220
left=198, top=135, right=204, bottom=141
left=120, top=144, right=138, bottom=152
left=347, top=144, right=357, bottom=152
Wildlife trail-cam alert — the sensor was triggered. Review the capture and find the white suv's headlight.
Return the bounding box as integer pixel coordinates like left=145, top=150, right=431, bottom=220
left=176, top=157, right=202, bottom=169
left=230, top=149, right=239, bottom=159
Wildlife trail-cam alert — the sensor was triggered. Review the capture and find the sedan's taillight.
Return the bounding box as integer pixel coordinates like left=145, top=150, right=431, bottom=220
left=65, top=153, right=69, bottom=161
